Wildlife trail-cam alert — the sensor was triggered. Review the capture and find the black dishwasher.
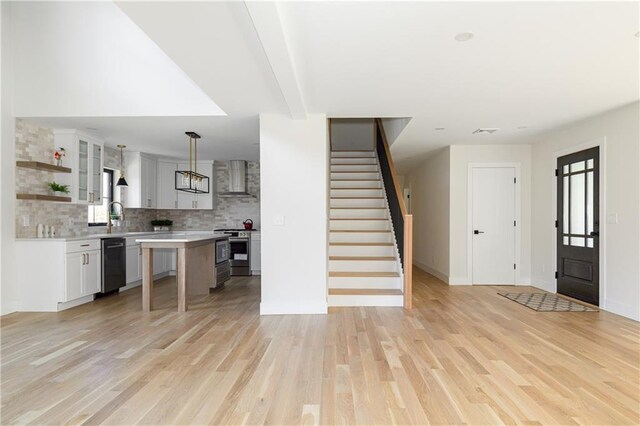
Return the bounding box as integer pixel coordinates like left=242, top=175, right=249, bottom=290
left=101, top=238, right=126, bottom=295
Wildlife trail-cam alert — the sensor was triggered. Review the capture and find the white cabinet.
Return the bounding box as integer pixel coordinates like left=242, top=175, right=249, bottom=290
left=154, top=160, right=216, bottom=210
left=153, top=248, right=165, bottom=275
left=124, top=152, right=157, bottom=209
left=126, top=243, right=142, bottom=284
left=250, top=231, right=261, bottom=275
left=63, top=241, right=101, bottom=302
left=157, top=160, right=178, bottom=209
left=54, top=130, right=104, bottom=204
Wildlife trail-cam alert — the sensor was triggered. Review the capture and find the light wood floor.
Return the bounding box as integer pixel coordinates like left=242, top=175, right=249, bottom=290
left=2, top=268, right=639, bottom=425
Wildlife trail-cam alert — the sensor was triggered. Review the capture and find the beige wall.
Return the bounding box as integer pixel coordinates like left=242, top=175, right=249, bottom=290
left=530, top=101, right=639, bottom=321
left=406, top=148, right=450, bottom=282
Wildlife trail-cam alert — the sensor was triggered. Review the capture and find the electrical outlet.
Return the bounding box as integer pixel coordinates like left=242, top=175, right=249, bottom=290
left=542, top=264, right=546, bottom=273
left=431, top=255, right=435, bottom=264
left=22, top=215, right=30, bottom=227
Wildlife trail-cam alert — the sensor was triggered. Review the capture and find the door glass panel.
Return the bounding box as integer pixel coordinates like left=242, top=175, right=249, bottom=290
left=571, top=161, right=585, bottom=173
left=563, top=176, right=569, bottom=231
left=563, top=236, right=569, bottom=245
left=563, top=165, right=569, bottom=174
left=586, top=171, right=594, bottom=234
left=570, top=173, right=585, bottom=236
left=571, top=237, right=585, bottom=247
left=92, top=144, right=102, bottom=202
left=587, top=238, right=593, bottom=248
left=587, top=159, right=594, bottom=169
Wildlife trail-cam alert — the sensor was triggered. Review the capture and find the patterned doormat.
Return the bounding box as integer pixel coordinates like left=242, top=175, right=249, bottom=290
left=498, top=292, right=598, bottom=312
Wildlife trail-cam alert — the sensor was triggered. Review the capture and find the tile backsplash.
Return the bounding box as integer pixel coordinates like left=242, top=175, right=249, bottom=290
left=14, top=119, right=260, bottom=238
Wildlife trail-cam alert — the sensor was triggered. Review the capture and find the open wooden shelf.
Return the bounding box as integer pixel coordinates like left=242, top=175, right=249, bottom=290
left=16, top=193, right=72, bottom=202
left=16, top=161, right=71, bottom=173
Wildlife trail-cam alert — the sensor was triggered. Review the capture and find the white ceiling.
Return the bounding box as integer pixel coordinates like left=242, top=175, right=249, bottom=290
left=12, top=2, right=639, bottom=170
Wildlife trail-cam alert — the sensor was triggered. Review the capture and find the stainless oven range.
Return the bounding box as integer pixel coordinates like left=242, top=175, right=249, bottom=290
left=214, top=229, right=251, bottom=276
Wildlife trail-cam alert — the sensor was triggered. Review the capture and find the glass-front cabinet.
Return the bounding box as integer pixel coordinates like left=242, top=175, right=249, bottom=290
left=54, top=130, right=104, bottom=205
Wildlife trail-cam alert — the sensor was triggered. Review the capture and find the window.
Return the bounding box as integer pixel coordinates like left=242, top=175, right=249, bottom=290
left=88, top=169, right=115, bottom=226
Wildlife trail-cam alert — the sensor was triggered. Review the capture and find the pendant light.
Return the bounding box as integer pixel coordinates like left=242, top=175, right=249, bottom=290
left=116, top=144, right=128, bottom=186
left=175, top=132, right=210, bottom=193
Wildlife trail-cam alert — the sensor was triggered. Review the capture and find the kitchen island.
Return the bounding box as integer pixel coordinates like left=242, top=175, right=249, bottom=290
left=136, top=233, right=229, bottom=312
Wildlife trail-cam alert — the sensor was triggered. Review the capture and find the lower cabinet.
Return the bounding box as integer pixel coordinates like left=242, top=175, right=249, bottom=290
left=126, top=238, right=175, bottom=284
left=64, top=245, right=101, bottom=302
left=250, top=231, right=261, bottom=275
left=126, top=243, right=142, bottom=284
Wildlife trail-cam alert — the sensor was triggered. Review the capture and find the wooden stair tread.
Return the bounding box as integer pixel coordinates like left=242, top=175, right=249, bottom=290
left=331, top=179, right=380, bottom=182
left=330, top=218, right=387, bottom=220
left=329, top=256, right=396, bottom=261
left=329, top=288, right=403, bottom=295
left=330, top=242, right=394, bottom=246
left=330, top=163, right=377, bottom=166
left=331, top=196, right=384, bottom=199
left=330, top=230, right=391, bottom=233
left=331, top=156, right=377, bottom=159
left=329, top=272, right=400, bottom=278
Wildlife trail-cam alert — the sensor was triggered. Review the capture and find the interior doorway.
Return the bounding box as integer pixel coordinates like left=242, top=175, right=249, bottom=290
left=471, top=166, right=517, bottom=285
left=556, top=147, right=600, bottom=305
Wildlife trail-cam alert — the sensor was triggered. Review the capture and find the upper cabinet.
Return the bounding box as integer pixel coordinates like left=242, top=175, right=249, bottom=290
left=157, top=160, right=216, bottom=210
left=54, top=130, right=104, bottom=205
left=124, top=152, right=157, bottom=209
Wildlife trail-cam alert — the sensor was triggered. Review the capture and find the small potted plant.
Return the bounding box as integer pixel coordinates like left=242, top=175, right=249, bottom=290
left=47, top=181, right=70, bottom=196
left=151, top=219, right=173, bottom=231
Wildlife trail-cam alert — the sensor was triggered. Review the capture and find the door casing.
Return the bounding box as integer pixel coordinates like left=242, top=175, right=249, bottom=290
left=467, top=163, right=522, bottom=285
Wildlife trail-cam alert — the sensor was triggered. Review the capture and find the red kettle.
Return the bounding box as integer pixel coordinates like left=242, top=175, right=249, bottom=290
left=243, top=219, right=254, bottom=230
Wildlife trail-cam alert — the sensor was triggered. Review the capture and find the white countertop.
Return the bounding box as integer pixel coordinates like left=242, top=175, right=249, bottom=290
left=136, top=233, right=230, bottom=244
left=16, top=230, right=223, bottom=242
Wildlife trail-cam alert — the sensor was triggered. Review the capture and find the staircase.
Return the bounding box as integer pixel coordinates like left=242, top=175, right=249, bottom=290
left=328, top=150, right=404, bottom=307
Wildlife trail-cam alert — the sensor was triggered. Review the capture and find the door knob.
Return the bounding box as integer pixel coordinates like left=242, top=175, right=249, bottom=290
left=473, top=230, right=485, bottom=235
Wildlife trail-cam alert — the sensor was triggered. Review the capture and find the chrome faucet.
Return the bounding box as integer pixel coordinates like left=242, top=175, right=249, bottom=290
left=107, top=201, right=126, bottom=234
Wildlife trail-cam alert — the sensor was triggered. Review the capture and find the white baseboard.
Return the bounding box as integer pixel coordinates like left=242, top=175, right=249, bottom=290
left=1, top=300, right=18, bottom=316
left=448, top=276, right=472, bottom=286
left=530, top=280, right=555, bottom=293
left=120, top=281, right=142, bottom=292
left=260, top=300, right=328, bottom=315
left=58, top=295, right=94, bottom=311
left=413, top=261, right=449, bottom=284
left=604, top=298, right=640, bottom=322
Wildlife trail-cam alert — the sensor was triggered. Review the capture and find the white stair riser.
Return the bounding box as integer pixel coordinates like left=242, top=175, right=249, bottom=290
left=330, top=208, right=387, bottom=219
left=330, top=198, right=385, bottom=208
left=331, top=164, right=378, bottom=172
left=331, top=151, right=375, bottom=158
left=330, top=233, right=393, bottom=243
left=331, top=158, right=377, bottom=165
left=328, top=294, right=404, bottom=307
left=330, top=189, right=384, bottom=198
left=329, top=276, right=402, bottom=289
left=331, top=172, right=379, bottom=180
left=329, top=260, right=398, bottom=272
left=330, top=220, right=390, bottom=230
left=331, top=180, right=381, bottom=189
left=329, top=245, right=396, bottom=256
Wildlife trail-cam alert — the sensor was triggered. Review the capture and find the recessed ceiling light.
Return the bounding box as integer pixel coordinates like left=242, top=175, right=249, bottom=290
left=435, top=127, right=445, bottom=131
left=472, top=128, right=499, bottom=135
left=517, top=126, right=528, bottom=129
left=635, top=31, right=640, bottom=38
left=86, top=127, right=98, bottom=131
left=252, top=142, right=260, bottom=146
left=455, top=32, right=474, bottom=42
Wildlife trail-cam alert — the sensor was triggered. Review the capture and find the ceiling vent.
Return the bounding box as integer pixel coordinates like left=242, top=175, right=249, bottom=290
left=472, top=128, right=499, bottom=135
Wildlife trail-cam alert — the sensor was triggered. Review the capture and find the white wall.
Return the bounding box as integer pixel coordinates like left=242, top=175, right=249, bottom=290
left=406, top=148, right=450, bottom=282
left=259, top=113, right=328, bottom=314
left=330, top=119, right=374, bottom=151
left=11, top=1, right=221, bottom=117
left=449, top=145, right=532, bottom=285
left=381, top=117, right=411, bottom=145
left=1, top=2, right=17, bottom=315
left=531, top=101, right=640, bottom=321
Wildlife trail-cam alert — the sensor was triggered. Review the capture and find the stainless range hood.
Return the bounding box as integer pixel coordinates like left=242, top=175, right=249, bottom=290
left=218, top=160, right=252, bottom=197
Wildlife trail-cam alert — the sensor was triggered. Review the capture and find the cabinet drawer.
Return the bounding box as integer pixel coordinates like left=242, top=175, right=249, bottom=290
left=66, top=239, right=100, bottom=254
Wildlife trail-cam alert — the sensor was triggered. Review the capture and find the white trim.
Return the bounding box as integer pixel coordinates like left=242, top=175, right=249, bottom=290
left=260, top=301, right=328, bottom=315
left=604, top=298, right=640, bottom=322
left=414, top=260, right=449, bottom=284
left=467, top=163, right=522, bottom=285
left=57, top=295, right=94, bottom=311
left=1, top=301, right=18, bottom=316
left=550, top=137, right=606, bottom=308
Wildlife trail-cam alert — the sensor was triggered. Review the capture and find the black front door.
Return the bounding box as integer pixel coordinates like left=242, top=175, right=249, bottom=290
left=557, top=147, right=599, bottom=305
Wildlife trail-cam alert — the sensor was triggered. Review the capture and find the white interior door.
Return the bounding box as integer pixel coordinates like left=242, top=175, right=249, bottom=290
left=472, top=167, right=516, bottom=285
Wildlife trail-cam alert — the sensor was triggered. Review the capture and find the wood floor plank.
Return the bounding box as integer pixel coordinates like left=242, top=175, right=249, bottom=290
left=1, top=270, right=638, bottom=425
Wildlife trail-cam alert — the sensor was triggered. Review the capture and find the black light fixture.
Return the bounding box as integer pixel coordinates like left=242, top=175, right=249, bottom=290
left=175, top=132, right=210, bottom=193
left=116, top=144, right=128, bottom=186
